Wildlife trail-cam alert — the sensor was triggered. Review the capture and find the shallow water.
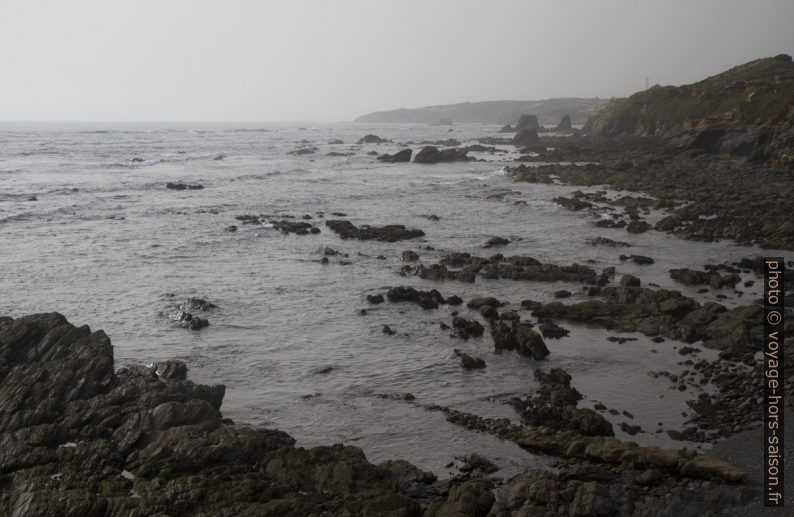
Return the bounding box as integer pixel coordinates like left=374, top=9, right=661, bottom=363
left=1, top=121, right=791, bottom=477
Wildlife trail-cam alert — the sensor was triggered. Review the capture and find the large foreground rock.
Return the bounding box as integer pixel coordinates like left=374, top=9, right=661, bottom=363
left=0, top=313, right=436, bottom=515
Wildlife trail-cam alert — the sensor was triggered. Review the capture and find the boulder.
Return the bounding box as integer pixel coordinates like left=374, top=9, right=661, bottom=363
left=377, top=149, right=412, bottom=163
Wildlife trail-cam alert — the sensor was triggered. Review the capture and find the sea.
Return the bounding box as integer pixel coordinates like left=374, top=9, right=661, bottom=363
left=1, top=121, right=790, bottom=478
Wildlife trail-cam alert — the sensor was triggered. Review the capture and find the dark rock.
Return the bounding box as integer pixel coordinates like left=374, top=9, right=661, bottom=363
left=554, top=290, right=572, bottom=298
left=382, top=324, right=397, bottom=335
left=358, top=134, right=389, bottom=144
left=153, top=360, right=188, bottom=380
left=413, top=146, right=472, bottom=164
left=619, top=254, right=655, bottom=265
left=166, top=182, right=204, bottom=190
left=515, top=114, right=540, bottom=131
left=170, top=311, right=209, bottom=330
left=178, top=298, right=218, bottom=312
left=386, top=286, right=445, bottom=309
left=401, top=250, right=419, bottom=262
left=555, top=115, right=573, bottom=131
left=626, top=220, right=651, bottom=233
left=483, top=236, right=509, bottom=248
left=452, top=316, right=484, bottom=339
left=509, top=368, right=614, bottom=436
left=0, top=313, right=432, bottom=515
left=377, top=149, right=412, bottom=163
left=620, top=274, right=641, bottom=287
left=490, top=320, right=550, bottom=360
left=538, top=319, right=570, bottom=339
left=554, top=196, right=593, bottom=211
left=367, top=294, right=385, bottom=304
left=512, top=128, right=540, bottom=146
left=325, top=220, right=424, bottom=242
left=454, top=349, right=486, bottom=370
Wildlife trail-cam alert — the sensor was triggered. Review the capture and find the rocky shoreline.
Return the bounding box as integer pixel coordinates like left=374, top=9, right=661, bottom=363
left=0, top=313, right=777, bottom=515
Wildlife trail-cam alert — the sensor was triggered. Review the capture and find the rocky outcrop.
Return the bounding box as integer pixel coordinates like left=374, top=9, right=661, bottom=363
left=555, top=115, right=573, bottom=131
left=405, top=253, right=600, bottom=285
left=166, top=182, right=203, bottom=190
left=413, top=146, right=473, bottom=164
left=509, top=369, right=614, bottom=436
left=357, top=134, right=390, bottom=144
left=377, top=149, right=412, bottom=163
left=490, top=320, right=550, bottom=360
left=512, top=128, right=540, bottom=146
left=583, top=54, right=794, bottom=165
left=0, top=313, right=436, bottom=515
left=325, top=220, right=424, bottom=241
left=515, top=114, right=540, bottom=131
left=523, top=285, right=782, bottom=356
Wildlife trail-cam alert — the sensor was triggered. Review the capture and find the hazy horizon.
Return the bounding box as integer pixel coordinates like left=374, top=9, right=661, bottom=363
left=1, top=0, right=792, bottom=122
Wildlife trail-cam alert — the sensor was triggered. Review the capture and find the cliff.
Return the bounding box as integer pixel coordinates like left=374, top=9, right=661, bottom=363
left=583, top=55, right=794, bottom=162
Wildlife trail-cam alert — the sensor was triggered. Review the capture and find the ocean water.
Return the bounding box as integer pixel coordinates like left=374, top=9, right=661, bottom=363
left=1, top=121, right=791, bottom=478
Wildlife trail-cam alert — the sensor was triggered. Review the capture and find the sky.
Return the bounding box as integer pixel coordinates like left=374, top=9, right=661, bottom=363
left=0, top=0, right=791, bottom=122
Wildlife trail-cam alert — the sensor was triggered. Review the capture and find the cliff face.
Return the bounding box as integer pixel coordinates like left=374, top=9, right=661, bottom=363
left=354, top=98, right=608, bottom=125
left=583, top=54, right=794, bottom=139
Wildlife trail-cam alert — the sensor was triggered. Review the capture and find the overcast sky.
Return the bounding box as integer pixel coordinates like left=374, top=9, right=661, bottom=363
left=0, top=0, right=791, bottom=122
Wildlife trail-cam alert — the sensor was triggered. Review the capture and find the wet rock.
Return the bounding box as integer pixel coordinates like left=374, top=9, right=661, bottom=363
left=366, top=294, right=385, bottom=304
left=554, top=196, right=593, bottom=211
left=454, top=349, right=486, bottom=370
left=452, top=316, right=484, bottom=339
left=0, top=313, right=432, bottom=515
left=153, top=360, right=188, bottom=380
left=170, top=311, right=209, bottom=330
left=325, top=220, right=424, bottom=242
left=358, top=134, right=389, bottom=144
left=538, top=319, right=570, bottom=339
left=512, top=128, right=540, bottom=146
left=619, top=254, right=655, bottom=265
left=178, top=298, right=218, bottom=312
left=272, top=219, right=320, bottom=235
left=458, top=453, right=498, bottom=474
left=401, top=250, right=419, bottom=262
left=413, top=146, right=473, bottom=164
left=620, top=274, right=641, bottom=287
left=386, top=286, right=446, bottom=309
left=483, top=236, right=509, bottom=248
left=327, top=139, right=344, bottom=144
left=555, top=290, right=572, bottom=298
left=166, top=182, right=204, bottom=190
left=670, top=268, right=741, bottom=289
left=224, top=225, right=238, bottom=232
left=467, top=297, right=502, bottom=310
left=626, top=220, right=651, bottom=233
left=588, top=237, right=632, bottom=247
left=382, top=324, right=397, bottom=335
left=377, top=149, right=412, bottom=163
left=490, top=320, right=550, bottom=360
left=509, top=368, right=614, bottom=436
left=528, top=285, right=767, bottom=355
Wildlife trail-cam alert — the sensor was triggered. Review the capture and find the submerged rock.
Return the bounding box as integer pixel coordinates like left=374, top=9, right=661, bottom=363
left=166, top=182, right=204, bottom=190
